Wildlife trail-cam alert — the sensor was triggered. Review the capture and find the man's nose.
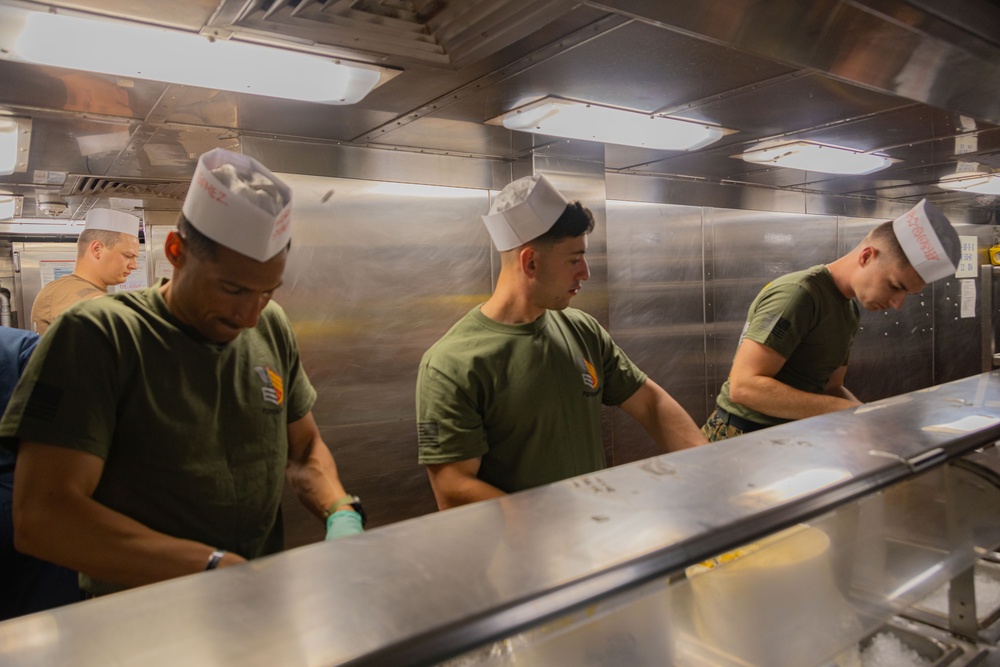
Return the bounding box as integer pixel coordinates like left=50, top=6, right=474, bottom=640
left=233, top=295, right=266, bottom=328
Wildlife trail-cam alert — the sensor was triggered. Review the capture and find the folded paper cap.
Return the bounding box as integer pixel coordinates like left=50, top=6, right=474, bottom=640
left=181, top=148, right=292, bottom=262
left=891, top=198, right=960, bottom=283
left=84, top=208, right=139, bottom=236
left=482, top=174, right=569, bottom=251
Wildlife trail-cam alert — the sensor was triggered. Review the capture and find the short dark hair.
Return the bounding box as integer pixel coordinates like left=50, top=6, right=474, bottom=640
left=176, top=213, right=292, bottom=261
left=77, top=229, right=130, bottom=257
left=865, top=220, right=907, bottom=266
left=177, top=214, right=219, bottom=260
left=531, top=202, right=595, bottom=245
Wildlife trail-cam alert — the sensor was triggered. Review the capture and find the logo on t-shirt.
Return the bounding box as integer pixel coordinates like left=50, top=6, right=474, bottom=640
left=255, top=366, right=284, bottom=407
left=577, top=356, right=599, bottom=391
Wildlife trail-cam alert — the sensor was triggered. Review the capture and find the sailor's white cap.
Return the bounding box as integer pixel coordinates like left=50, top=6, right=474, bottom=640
left=891, top=198, right=960, bottom=283
left=181, top=148, right=292, bottom=262
left=84, top=208, right=139, bottom=236
left=482, top=174, right=569, bottom=251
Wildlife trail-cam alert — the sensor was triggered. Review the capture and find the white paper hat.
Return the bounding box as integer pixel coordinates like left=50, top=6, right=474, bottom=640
left=482, top=174, right=569, bottom=251
left=84, top=208, right=139, bottom=236
left=891, top=198, right=960, bottom=283
left=181, top=148, right=292, bottom=262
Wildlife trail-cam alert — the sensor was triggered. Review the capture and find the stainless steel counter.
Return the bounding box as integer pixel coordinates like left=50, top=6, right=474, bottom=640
left=3, top=372, right=1000, bottom=666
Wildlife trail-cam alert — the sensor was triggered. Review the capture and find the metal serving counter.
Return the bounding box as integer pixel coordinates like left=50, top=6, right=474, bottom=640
left=4, top=372, right=1000, bottom=666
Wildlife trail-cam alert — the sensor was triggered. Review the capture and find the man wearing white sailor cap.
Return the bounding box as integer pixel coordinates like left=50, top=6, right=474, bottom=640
left=30, top=207, right=140, bottom=335
left=416, top=174, right=707, bottom=509
left=1, top=148, right=362, bottom=598
left=704, top=198, right=961, bottom=441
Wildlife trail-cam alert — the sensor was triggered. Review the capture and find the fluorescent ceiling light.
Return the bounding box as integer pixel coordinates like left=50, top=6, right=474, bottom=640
left=937, top=172, right=1000, bottom=195
left=490, top=97, right=731, bottom=151
left=0, top=117, right=30, bottom=175
left=0, top=196, right=22, bottom=220
left=737, top=141, right=893, bottom=175
left=0, top=8, right=390, bottom=104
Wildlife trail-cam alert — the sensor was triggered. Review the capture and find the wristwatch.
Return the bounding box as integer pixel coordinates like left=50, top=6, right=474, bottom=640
left=324, top=494, right=367, bottom=527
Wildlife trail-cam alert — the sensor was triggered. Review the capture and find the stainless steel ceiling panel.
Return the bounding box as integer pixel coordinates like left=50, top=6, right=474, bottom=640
left=892, top=0, right=1000, bottom=52
left=364, top=116, right=520, bottom=158
left=152, top=87, right=401, bottom=142
left=813, top=2, right=1000, bottom=123
left=731, top=161, right=941, bottom=194
left=0, top=61, right=166, bottom=120
left=476, top=20, right=794, bottom=115
left=31, top=0, right=220, bottom=30
left=591, top=0, right=1000, bottom=124
left=605, top=77, right=911, bottom=172
left=390, top=18, right=795, bottom=157
left=670, top=75, right=912, bottom=149
left=1, top=0, right=999, bottom=219
left=785, top=106, right=995, bottom=155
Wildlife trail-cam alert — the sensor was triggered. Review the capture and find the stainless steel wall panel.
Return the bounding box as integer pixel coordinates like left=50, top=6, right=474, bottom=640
left=606, top=201, right=708, bottom=449
left=272, top=174, right=492, bottom=542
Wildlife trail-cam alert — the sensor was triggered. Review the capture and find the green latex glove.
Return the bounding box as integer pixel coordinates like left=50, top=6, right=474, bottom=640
left=325, top=509, right=364, bottom=541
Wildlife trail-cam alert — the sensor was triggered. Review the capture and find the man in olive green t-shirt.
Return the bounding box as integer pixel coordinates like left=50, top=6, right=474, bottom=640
left=703, top=199, right=961, bottom=441
left=1, top=149, right=362, bottom=597
left=416, top=175, right=706, bottom=509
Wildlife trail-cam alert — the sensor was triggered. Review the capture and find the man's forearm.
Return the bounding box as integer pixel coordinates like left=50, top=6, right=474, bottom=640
left=14, top=491, right=243, bottom=587
left=731, top=376, right=860, bottom=421
left=430, top=474, right=506, bottom=510
left=652, top=395, right=708, bottom=451
left=621, top=379, right=707, bottom=452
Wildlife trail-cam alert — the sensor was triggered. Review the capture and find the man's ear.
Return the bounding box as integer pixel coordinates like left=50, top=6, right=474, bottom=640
left=163, top=231, right=186, bottom=268
left=88, top=240, right=104, bottom=259
left=859, top=245, right=877, bottom=267
left=519, top=245, right=537, bottom=277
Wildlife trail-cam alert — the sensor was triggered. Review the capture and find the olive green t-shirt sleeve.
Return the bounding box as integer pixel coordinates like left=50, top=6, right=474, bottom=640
left=741, top=282, right=818, bottom=360
left=594, top=321, right=647, bottom=406
left=0, top=311, right=119, bottom=457
left=416, top=357, right=488, bottom=464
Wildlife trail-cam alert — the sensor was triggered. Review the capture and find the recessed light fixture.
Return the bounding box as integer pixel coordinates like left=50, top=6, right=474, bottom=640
left=489, top=97, right=732, bottom=151
left=937, top=172, right=1000, bottom=195
left=736, top=141, right=894, bottom=175
left=0, top=117, right=31, bottom=175
left=0, top=7, right=393, bottom=104
left=0, top=195, right=23, bottom=220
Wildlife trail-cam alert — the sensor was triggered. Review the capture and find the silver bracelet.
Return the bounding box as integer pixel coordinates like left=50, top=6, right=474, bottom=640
left=205, top=549, right=226, bottom=570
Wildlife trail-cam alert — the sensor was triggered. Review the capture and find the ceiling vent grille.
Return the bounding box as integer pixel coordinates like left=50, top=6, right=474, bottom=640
left=210, top=0, right=576, bottom=69
left=61, top=176, right=190, bottom=201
